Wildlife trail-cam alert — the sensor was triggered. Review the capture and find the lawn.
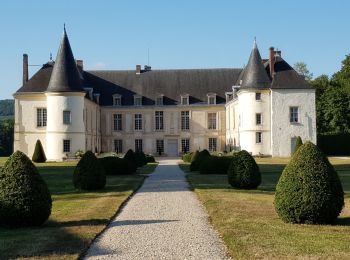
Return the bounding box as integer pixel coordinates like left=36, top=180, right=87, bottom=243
left=0, top=159, right=156, bottom=259
left=181, top=157, right=350, bottom=259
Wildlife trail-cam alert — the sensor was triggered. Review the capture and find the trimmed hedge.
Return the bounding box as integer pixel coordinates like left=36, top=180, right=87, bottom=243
left=275, top=141, right=344, bottom=224
left=317, top=133, right=350, bottom=155
left=73, top=151, right=106, bottom=190
left=32, top=139, right=47, bottom=163
left=135, top=151, right=147, bottom=167
left=0, top=151, right=52, bottom=227
left=124, top=149, right=137, bottom=172
left=145, top=154, right=156, bottom=163
left=199, top=156, right=233, bottom=174
left=190, top=149, right=211, bottom=171
left=227, top=150, right=261, bottom=189
left=182, top=152, right=193, bottom=163
left=99, top=156, right=134, bottom=175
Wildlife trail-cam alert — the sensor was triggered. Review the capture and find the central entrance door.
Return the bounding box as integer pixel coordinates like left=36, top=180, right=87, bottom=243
left=167, top=139, right=178, bottom=157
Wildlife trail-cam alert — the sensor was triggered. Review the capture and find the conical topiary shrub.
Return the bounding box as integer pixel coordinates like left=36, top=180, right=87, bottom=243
left=190, top=149, right=211, bottom=171
left=73, top=151, right=106, bottom=190
left=124, top=149, right=137, bottom=172
left=227, top=150, right=261, bottom=189
left=275, top=141, right=344, bottom=224
left=0, top=151, right=52, bottom=227
left=293, top=136, right=303, bottom=155
left=32, top=139, right=47, bottom=163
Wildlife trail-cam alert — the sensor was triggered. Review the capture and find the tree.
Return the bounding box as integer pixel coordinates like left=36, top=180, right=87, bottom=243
left=0, top=118, right=14, bottom=156
left=32, top=139, right=47, bottom=163
left=275, top=142, right=344, bottom=224
left=332, top=54, right=350, bottom=88
left=294, top=62, right=313, bottom=81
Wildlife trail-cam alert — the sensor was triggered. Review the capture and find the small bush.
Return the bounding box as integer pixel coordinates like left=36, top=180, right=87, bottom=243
left=75, top=150, right=84, bottom=159
left=190, top=149, right=211, bottom=171
left=32, top=139, right=46, bottom=163
left=182, top=152, right=193, bottom=163
left=200, top=156, right=233, bottom=174
left=0, top=151, right=52, bottom=227
left=99, top=156, right=134, bottom=175
left=275, top=142, right=344, bottom=224
left=293, top=136, right=303, bottom=155
left=145, top=154, right=156, bottom=163
left=227, top=150, right=261, bottom=189
left=73, top=151, right=106, bottom=190
left=135, top=151, right=147, bottom=167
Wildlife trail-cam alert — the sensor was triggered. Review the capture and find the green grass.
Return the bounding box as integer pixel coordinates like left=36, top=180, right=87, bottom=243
left=0, top=159, right=157, bottom=259
left=181, top=157, right=350, bottom=259
left=138, top=162, right=158, bottom=174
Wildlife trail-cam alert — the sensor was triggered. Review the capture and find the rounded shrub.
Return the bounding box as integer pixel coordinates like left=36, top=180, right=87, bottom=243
left=99, top=156, right=134, bottom=175
left=32, top=139, right=47, bottom=163
left=293, top=136, right=303, bottom=155
left=190, top=150, right=211, bottom=171
left=227, top=150, right=261, bottom=189
left=0, top=151, right=52, bottom=227
left=145, top=154, right=156, bottom=163
left=200, top=156, right=233, bottom=174
left=182, top=152, right=193, bottom=163
left=275, top=142, right=344, bottom=224
left=73, top=151, right=106, bottom=190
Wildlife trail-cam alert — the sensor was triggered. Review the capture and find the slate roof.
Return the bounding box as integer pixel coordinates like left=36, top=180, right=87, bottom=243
left=46, top=28, right=84, bottom=92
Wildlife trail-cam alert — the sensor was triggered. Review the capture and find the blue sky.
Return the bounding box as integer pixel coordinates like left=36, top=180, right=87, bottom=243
left=0, top=0, right=349, bottom=99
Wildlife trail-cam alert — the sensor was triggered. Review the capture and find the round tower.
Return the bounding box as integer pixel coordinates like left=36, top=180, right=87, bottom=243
left=237, top=40, right=271, bottom=155
left=45, top=27, right=86, bottom=161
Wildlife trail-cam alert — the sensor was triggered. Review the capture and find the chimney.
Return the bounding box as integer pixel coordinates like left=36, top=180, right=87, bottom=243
left=269, top=47, right=275, bottom=79
left=144, top=65, right=151, bottom=71
left=23, top=54, right=28, bottom=85
left=76, top=60, right=83, bottom=70
left=275, top=50, right=281, bottom=57
left=136, top=64, right=141, bottom=75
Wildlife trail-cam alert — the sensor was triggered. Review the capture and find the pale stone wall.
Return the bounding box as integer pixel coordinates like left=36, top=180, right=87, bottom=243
left=84, top=98, right=101, bottom=153
left=100, top=105, right=226, bottom=155
left=271, top=89, right=316, bottom=157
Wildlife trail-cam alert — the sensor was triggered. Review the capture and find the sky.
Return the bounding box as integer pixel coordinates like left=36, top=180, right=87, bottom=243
left=0, top=0, right=349, bottom=99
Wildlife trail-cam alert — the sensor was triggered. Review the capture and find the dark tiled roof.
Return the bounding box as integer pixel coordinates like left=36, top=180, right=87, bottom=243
left=46, top=29, right=84, bottom=92
left=238, top=42, right=271, bottom=89
left=264, top=56, right=312, bottom=89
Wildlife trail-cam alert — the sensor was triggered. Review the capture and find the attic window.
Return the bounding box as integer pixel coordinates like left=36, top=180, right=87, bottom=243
left=207, top=93, right=217, bottom=105
left=181, top=94, right=189, bottom=105
left=255, top=92, right=261, bottom=101
left=155, top=95, right=163, bottom=106
left=134, top=95, right=142, bottom=106
left=113, top=94, right=122, bottom=106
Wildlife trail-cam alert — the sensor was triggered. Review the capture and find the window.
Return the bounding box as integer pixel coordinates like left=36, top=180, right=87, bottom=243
left=36, top=108, right=47, bottom=127
left=256, top=132, right=262, bottom=143
left=113, top=114, right=122, bottom=131
left=255, top=92, right=261, bottom=101
left=181, top=111, right=190, bottom=130
left=208, top=138, right=217, bottom=152
left=135, top=114, right=142, bottom=130
left=290, top=107, right=299, bottom=123
left=181, top=138, right=190, bottom=153
left=134, top=96, right=142, bottom=106
left=208, top=112, right=217, bottom=130
left=135, top=139, right=143, bottom=152
left=155, top=111, right=164, bottom=130
left=207, top=94, right=216, bottom=105
left=113, top=96, right=121, bottom=106
left=63, top=140, right=70, bottom=153
left=256, top=113, right=262, bottom=125
left=155, top=96, right=163, bottom=106
left=181, top=95, right=189, bottom=105
left=156, top=139, right=164, bottom=154
left=114, top=139, right=123, bottom=153
left=63, top=110, right=71, bottom=125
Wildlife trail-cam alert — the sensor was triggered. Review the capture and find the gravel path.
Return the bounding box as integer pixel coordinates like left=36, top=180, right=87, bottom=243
left=85, top=158, right=230, bottom=260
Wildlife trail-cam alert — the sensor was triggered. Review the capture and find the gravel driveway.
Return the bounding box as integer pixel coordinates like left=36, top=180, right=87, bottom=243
left=85, top=158, right=230, bottom=259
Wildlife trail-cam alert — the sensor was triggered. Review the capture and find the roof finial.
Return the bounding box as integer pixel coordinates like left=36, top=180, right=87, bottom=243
left=253, top=37, right=257, bottom=49
left=63, top=23, right=66, bottom=33
left=49, top=52, right=52, bottom=61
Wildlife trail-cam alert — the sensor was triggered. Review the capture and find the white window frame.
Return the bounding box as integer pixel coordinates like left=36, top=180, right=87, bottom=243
left=290, top=106, right=299, bottom=123
left=207, top=112, right=217, bottom=130
left=63, top=139, right=71, bottom=153
left=63, top=110, right=71, bottom=125
left=256, top=132, right=262, bottom=144
left=207, top=93, right=217, bottom=105
left=155, top=95, right=164, bottom=106
left=113, top=114, right=122, bottom=131
left=181, top=111, right=190, bottom=130
left=113, top=94, right=122, bottom=106
left=134, top=95, right=142, bottom=106
left=181, top=94, right=189, bottom=105
left=36, top=108, right=47, bottom=127
left=256, top=113, right=262, bottom=125
left=208, top=138, right=217, bottom=152
left=134, top=114, right=143, bottom=130
left=135, top=139, right=143, bottom=152
left=155, top=111, right=164, bottom=131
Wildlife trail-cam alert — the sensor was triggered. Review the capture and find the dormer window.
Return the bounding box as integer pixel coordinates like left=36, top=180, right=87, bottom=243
left=255, top=92, right=261, bottom=101
left=207, top=93, right=216, bottom=105
left=84, top=88, right=93, bottom=100
left=181, top=94, right=189, bottom=105
left=155, top=95, right=163, bottom=106
left=134, top=95, right=142, bottom=106
left=113, top=94, right=122, bottom=106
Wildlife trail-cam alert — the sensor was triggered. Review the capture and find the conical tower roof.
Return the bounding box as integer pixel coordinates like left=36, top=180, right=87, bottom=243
left=47, top=27, right=83, bottom=92
left=239, top=40, right=270, bottom=89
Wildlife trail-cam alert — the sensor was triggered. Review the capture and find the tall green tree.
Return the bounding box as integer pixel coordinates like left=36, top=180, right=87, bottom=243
left=332, top=54, right=350, bottom=88
left=0, top=119, right=14, bottom=156
left=294, top=62, right=313, bottom=81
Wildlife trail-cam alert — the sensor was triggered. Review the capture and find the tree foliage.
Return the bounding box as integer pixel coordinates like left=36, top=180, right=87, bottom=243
left=32, top=139, right=47, bottom=163
left=0, top=118, right=14, bottom=156
left=293, top=136, right=303, bottom=155
left=294, top=62, right=313, bottom=81
left=0, top=99, right=14, bottom=117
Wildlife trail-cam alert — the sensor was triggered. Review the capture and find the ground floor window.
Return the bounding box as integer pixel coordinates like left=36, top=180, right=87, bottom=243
left=256, top=132, right=262, bottom=143
left=63, top=139, right=70, bottom=153
left=114, top=139, right=123, bottom=153
left=181, top=138, right=190, bottom=153
left=208, top=138, right=217, bottom=152
left=156, top=139, right=164, bottom=155
left=135, top=139, right=143, bottom=152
